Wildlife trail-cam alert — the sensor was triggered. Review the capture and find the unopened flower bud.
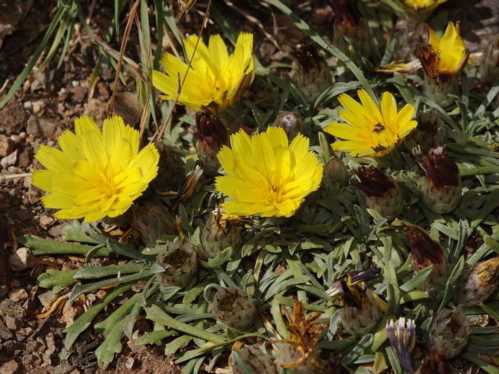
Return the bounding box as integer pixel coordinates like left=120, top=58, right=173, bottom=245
left=356, top=167, right=402, bottom=219
left=420, top=147, right=461, bottom=214
left=325, top=156, right=349, bottom=186
left=200, top=209, right=242, bottom=259
left=429, top=307, right=470, bottom=359
left=273, top=111, right=303, bottom=140
left=157, top=239, right=198, bottom=288
left=458, top=257, right=499, bottom=306
left=404, top=225, right=447, bottom=280
left=386, top=318, right=416, bottom=374
left=209, top=287, right=256, bottom=330
left=230, top=343, right=278, bottom=374
left=195, top=111, right=228, bottom=175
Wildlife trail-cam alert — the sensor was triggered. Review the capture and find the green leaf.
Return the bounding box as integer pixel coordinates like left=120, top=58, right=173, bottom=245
left=145, top=305, right=226, bottom=344
left=25, top=235, right=111, bottom=256
left=400, top=266, right=433, bottom=292
left=95, top=294, right=142, bottom=335
left=164, top=335, right=192, bottom=355
left=74, top=263, right=146, bottom=280
left=96, top=303, right=141, bottom=369
left=38, top=269, right=78, bottom=291
left=64, top=285, right=131, bottom=350
left=69, top=264, right=163, bottom=302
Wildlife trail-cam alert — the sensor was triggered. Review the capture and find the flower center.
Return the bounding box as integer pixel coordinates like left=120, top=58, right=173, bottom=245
left=373, top=123, right=385, bottom=133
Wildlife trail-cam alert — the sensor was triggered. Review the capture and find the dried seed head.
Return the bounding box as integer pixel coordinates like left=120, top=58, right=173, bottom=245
left=200, top=208, right=242, bottom=259
left=420, top=147, right=461, bottom=213
left=404, top=225, right=446, bottom=277
left=157, top=239, right=198, bottom=288
left=209, top=287, right=256, bottom=330
left=429, top=307, right=470, bottom=359
left=230, top=343, right=278, bottom=374
left=422, top=147, right=459, bottom=188
left=273, top=111, right=304, bottom=140
left=195, top=111, right=228, bottom=175
left=355, top=167, right=402, bottom=218
left=272, top=300, right=327, bottom=373
left=458, top=256, right=499, bottom=306
left=386, top=318, right=416, bottom=373
left=130, top=198, right=177, bottom=247
left=329, top=275, right=387, bottom=335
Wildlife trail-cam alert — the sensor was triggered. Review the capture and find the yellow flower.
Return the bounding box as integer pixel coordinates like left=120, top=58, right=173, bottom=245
left=215, top=127, right=323, bottom=218
left=152, top=32, right=255, bottom=111
left=404, top=0, right=446, bottom=10
left=324, top=89, right=417, bottom=157
left=32, top=115, right=159, bottom=222
left=418, top=22, right=467, bottom=78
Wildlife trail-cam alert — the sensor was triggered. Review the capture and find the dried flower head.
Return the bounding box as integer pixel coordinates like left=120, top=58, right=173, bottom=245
left=200, top=208, right=242, bottom=259
left=157, top=239, right=198, bottom=288
left=325, top=89, right=417, bottom=157
left=272, top=300, right=327, bottom=372
left=422, top=147, right=459, bottom=188
left=420, top=146, right=461, bottom=213
left=417, top=22, right=467, bottom=79
left=355, top=166, right=402, bottom=218
left=386, top=318, right=416, bottom=373
left=404, top=225, right=446, bottom=277
left=152, top=33, right=254, bottom=111
left=458, top=256, right=499, bottom=306
left=328, top=273, right=388, bottom=335
left=216, top=127, right=323, bottom=218
left=209, top=287, right=256, bottom=330
left=195, top=111, right=228, bottom=174
left=429, top=307, right=470, bottom=359
left=32, top=115, right=159, bottom=222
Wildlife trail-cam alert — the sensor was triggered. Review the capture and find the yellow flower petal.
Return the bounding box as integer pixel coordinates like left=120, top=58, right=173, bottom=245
left=32, top=115, right=159, bottom=222
left=326, top=90, right=417, bottom=158
left=216, top=127, right=323, bottom=218
left=153, top=32, right=255, bottom=111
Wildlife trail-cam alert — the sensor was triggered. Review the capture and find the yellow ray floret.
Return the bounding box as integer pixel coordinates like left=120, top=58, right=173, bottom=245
left=215, top=127, right=323, bottom=218
left=404, top=0, right=446, bottom=10
left=32, top=115, right=159, bottom=222
left=427, top=22, right=467, bottom=76
left=152, top=32, right=255, bottom=111
left=324, top=89, right=417, bottom=158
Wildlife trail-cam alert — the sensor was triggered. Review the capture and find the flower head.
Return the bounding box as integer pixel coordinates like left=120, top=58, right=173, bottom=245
left=355, top=167, right=402, bottom=218
left=404, top=225, right=446, bottom=276
left=32, top=115, right=159, bottom=222
left=404, top=0, right=446, bottom=10
left=152, top=33, right=255, bottom=111
left=418, top=22, right=467, bottom=79
left=420, top=146, right=461, bottom=213
left=216, top=127, right=323, bottom=218
left=324, top=89, right=417, bottom=157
